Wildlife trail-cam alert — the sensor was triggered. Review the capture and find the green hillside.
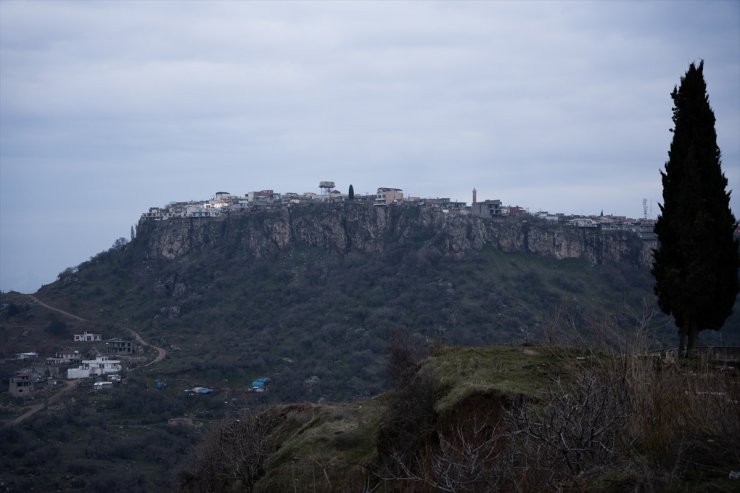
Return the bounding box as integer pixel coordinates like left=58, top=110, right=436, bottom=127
left=28, top=238, right=723, bottom=403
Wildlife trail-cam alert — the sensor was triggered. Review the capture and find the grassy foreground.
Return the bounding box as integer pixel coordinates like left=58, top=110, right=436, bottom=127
left=180, top=344, right=740, bottom=492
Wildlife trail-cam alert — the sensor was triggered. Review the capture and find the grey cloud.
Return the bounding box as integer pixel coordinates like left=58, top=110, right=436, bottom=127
left=1, top=0, right=738, bottom=292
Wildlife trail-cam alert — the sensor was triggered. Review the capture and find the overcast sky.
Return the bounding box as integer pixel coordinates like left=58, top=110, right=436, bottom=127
left=1, top=0, right=738, bottom=293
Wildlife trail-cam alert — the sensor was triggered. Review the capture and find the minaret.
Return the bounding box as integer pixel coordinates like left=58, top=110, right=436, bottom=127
left=472, top=188, right=477, bottom=205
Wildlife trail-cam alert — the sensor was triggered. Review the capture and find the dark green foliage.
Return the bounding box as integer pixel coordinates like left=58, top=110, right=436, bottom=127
left=377, top=367, right=440, bottom=467
left=0, top=382, right=201, bottom=492
left=4, top=302, right=20, bottom=317
left=653, top=61, right=739, bottom=353
left=348, top=184, right=355, bottom=200
left=39, top=226, right=726, bottom=402
left=384, top=330, right=424, bottom=390
left=44, top=315, right=69, bottom=337
left=34, top=204, right=739, bottom=403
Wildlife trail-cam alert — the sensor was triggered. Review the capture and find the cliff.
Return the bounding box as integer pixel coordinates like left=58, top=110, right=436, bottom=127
left=40, top=201, right=702, bottom=405
left=136, top=203, right=656, bottom=267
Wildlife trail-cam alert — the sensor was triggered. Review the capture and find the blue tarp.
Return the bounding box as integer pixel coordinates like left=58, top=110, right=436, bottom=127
left=250, top=377, right=271, bottom=390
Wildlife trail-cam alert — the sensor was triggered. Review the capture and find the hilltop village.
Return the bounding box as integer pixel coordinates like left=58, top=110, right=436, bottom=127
left=141, top=181, right=657, bottom=234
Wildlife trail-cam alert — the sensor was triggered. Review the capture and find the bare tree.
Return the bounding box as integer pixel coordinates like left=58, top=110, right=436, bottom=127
left=504, top=371, right=629, bottom=487
left=379, top=414, right=509, bottom=493
left=179, top=408, right=279, bottom=493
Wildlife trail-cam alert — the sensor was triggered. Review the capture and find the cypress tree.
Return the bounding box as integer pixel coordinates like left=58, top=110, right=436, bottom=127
left=348, top=184, right=355, bottom=200
left=653, top=61, right=739, bottom=355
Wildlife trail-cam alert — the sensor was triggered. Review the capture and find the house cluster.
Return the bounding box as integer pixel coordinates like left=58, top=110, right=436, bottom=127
left=139, top=181, right=655, bottom=233
left=7, top=332, right=136, bottom=398
left=532, top=211, right=657, bottom=236
left=140, top=182, right=529, bottom=221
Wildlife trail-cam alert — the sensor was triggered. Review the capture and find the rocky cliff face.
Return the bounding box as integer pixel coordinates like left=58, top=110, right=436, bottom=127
left=135, top=203, right=656, bottom=267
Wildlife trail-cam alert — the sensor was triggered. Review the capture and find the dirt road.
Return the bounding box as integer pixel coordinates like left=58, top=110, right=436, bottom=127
left=126, top=326, right=167, bottom=366
left=5, top=379, right=79, bottom=427
left=27, top=294, right=166, bottom=365
left=28, top=295, right=88, bottom=322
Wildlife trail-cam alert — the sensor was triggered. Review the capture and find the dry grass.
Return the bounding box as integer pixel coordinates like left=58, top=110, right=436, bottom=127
left=379, top=299, right=740, bottom=492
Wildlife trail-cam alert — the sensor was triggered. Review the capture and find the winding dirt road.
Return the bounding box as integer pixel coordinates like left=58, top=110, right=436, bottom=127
left=6, top=379, right=79, bottom=427
left=4, top=295, right=167, bottom=427
left=27, top=294, right=166, bottom=365
left=28, top=295, right=87, bottom=322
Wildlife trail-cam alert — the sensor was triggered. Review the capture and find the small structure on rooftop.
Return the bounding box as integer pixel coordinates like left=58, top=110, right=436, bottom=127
left=319, top=181, right=335, bottom=195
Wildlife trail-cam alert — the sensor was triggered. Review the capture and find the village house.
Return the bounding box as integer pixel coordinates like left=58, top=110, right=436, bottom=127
left=16, top=352, right=38, bottom=360
left=46, top=348, right=82, bottom=365
left=73, top=331, right=102, bottom=342
left=568, top=217, right=598, bottom=228
left=248, top=190, right=275, bottom=203
left=141, top=207, right=165, bottom=220
left=8, top=370, right=36, bottom=398
left=424, top=198, right=451, bottom=208
left=212, top=191, right=232, bottom=203
left=471, top=199, right=503, bottom=218
left=506, top=206, right=528, bottom=216
left=67, top=356, right=122, bottom=379
left=106, top=338, right=133, bottom=354
left=375, top=187, right=404, bottom=206
left=447, top=201, right=467, bottom=210
left=533, top=211, right=561, bottom=222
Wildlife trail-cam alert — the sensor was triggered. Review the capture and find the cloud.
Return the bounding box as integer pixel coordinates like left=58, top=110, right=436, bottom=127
left=1, top=0, right=738, bottom=292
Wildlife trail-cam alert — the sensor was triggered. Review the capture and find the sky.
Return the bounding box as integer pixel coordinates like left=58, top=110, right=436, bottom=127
left=1, top=0, right=739, bottom=293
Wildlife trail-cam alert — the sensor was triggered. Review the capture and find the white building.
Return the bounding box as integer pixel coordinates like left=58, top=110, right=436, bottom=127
left=568, top=218, right=598, bottom=228
left=16, top=352, right=38, bottom=360
left=74, top=332, right=102, bottom=342
left=67, top=356, right=122, bottom=379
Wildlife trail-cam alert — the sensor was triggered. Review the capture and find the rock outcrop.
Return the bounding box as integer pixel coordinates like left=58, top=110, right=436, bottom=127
left=135, top=203, right=656, bottom=267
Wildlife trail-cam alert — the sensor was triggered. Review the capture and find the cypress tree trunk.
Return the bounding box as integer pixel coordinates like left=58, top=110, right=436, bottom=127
left=679, top=332, right=687, bottom=358
left=687, top=322, right=699, bottom=357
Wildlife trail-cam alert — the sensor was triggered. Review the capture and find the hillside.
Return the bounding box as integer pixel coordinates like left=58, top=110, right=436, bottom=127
left=181, top=345, right=740, bottom=493
left=1, top=201, right=739, bottom=492
left=26, top=202, right=738, bottom=402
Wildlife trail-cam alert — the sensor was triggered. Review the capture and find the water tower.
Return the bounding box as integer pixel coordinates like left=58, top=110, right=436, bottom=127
left=319, top=181, right=335, bottom=195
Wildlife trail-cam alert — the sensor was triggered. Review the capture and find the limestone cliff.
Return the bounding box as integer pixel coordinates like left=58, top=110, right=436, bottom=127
left=135, top=203, right=656, bottom=267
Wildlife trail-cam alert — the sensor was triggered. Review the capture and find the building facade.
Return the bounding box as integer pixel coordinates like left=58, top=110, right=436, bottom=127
left=73, top=332, right=102, bottom=342
left=471, top=200, right=503, bottom=218
left=106, top=338, right=133, bottom=354
left=375, top=188, right=404, bottom=206
left=67, top=356, right=122, bottom=379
